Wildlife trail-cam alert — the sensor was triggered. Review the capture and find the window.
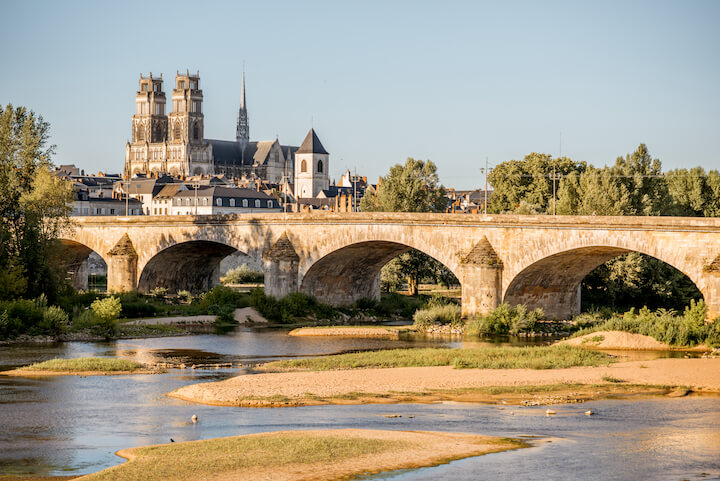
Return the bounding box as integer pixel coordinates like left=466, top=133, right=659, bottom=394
left=141, top=83, right=148, bottom=92
left=216, top=198, right=222, bottom=206
left=317, top=159, right=323, bottom=173
left=242, top=199, right=248, bottom=207
left=110, top=208, right=116, bottom=215
left=193, top=124, right=199, bottom=140
left=267, top=200, right=273, bottom=208
left=203, top=198, right=208, bottom=206
left=229, top=198, right=235, bottom=207
left=255, top=199, right=260, bottom=208
left=301, top=159, right=307, bottom=172
left=179, top=80, right=185, bottom=89
left=185, top=198, right=190, bottom=206
left=176, top=198, right=181, bottom=206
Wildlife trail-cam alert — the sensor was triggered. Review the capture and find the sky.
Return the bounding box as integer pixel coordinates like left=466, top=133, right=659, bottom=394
left=1, top=0, right=718, bottom=189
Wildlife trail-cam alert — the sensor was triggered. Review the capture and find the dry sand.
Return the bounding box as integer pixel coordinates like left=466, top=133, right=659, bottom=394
left=289, top=326, right=405, bottom=338
left=76, top=429, right=522, bottom=481
left=560, top=330, right=710, bottom=351
left=168, top=358, right=720, bottom=407
left=123, top=307, right=269, bottom=326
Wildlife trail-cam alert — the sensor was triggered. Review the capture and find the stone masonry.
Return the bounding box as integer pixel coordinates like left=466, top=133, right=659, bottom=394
left=60, top=213, right=720, bottom=320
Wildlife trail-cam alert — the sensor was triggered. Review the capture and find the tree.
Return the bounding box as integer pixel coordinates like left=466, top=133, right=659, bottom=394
left=362, top=158, right=455, bottom=295
left=0, top=104, right=74, bottom=302
left=487, top=153, right=585, bottom=214
left=360, top=158, right=447, bottom=213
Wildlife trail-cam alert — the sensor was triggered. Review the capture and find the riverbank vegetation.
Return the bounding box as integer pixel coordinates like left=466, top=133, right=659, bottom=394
left=412, top=300, right=720, bottom=348
left=262, top=344, right=612, bottom=371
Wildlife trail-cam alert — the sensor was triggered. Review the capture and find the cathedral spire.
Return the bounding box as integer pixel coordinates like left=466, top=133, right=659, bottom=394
left=236, top=69, right=249, bottom=147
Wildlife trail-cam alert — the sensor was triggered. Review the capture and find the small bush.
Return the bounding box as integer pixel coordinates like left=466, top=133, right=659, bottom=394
left=354, top=298, right=379, bottom=310
left=413, top=304, right=462, bottom=330
left=249, top=289, right=334, bottom=323
left=177, top=290, right=193, bottom=303
left=39, top=305, right=70, bottom=335
left=91, top=296, right=122, bottom=321
left=150, top=287, right=168, bottom=299
left=466, top=303, right=544, bottom=337
left=222, top=264, right=264, bottom=284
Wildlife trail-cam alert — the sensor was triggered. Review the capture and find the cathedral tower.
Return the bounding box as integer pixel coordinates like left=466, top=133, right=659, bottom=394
left=236, top=71, right=249, bottom=149
left=132, top=73, right=167, bottom=143
left=166, top=71, right=213, bottom=176
left=124, top=74, right=167, bottom=178
left=294, top=129, right=329, bottom=198
left=168, top=71, right=204, bottom=144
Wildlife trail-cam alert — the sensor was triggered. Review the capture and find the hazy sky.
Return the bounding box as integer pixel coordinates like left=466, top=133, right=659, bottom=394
left=1, top=0, right=718, bottom=188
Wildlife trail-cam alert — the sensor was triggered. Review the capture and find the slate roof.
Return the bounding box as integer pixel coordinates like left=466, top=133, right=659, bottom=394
left=296, top=129, right=328, bottom=155
left=172, top=186, right=274, bottom=200
left=209, top=139, right=294, bottom=167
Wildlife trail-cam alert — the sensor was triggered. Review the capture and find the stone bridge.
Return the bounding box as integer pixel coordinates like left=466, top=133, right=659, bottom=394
left=59, top=213, right=720, bottom=319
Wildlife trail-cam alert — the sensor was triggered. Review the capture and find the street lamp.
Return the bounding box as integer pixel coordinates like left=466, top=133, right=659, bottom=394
left=191, top=182, right=200, bottom=215
left=479, top=157, right=492, bottom=215
left=549, top=164, right=562, bottom=216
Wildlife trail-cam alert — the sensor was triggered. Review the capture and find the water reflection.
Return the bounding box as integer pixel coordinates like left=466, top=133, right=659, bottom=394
left=0, top=328, right=716, bottom=479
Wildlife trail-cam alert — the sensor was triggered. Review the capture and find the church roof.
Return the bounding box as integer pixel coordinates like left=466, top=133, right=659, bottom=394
left=296, top=129, right=328, bottom=155
left=209, top=139, right=292, bottom=167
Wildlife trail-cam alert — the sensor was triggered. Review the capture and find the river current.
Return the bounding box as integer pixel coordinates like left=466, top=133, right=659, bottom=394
left=0, top=328, right=718, bottom=480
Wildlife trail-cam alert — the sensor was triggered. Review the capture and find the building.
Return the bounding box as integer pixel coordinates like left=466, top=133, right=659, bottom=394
left=446, top=189, right=492, bottom=213
left=149, top=185, right=281, bottom=215
left=122, top=70, right=331, bottom=195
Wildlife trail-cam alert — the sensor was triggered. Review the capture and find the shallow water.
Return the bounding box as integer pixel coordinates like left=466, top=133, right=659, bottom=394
left=0, top=329, right=716, bottom=479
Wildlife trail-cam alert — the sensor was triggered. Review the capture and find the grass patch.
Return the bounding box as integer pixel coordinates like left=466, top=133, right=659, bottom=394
left=263, top=344, right=614, bottom=371
left=601, top=375, right=626, bottom=383
left=81, top=433, right=406, bottom=481
left=20, top=357, right=143, bottom=372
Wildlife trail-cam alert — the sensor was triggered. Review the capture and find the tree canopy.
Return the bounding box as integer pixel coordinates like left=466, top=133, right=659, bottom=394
left=361, top=158, right=456, bottom=294
left=360, top=158, right=447, bottom=213
left=0, top=104, right=74, bottom=302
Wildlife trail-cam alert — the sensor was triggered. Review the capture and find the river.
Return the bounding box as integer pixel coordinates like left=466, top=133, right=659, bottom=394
left=0, top=328, right=718, bottom=480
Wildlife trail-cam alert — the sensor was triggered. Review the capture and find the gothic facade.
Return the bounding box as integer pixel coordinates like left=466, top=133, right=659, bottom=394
left=123, top=71, right=330, bottom=197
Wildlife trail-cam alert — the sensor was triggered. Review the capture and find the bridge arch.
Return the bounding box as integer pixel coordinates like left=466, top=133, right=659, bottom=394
left=503, top=244, right=704, bottom=319
left=55, top=239, right=108, bottom=290
left=299, top=240, right=461, bottom=305
left=137, top=240, right=240, bottom=293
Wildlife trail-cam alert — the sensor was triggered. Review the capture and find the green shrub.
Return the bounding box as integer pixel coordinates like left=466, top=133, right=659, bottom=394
left=150, top=287, right=168, bottom=299
left=39, top=305, right=70, bottom=335
left=413, top=304, right=462, bottom=330
left=572, top=300, right=718, bottom=347
left=91, top=296, right=122, bottom=321
left=221, top=264, right=264, bottom=284
left=177, top=290, right=193, bottom=303
left=466, top=303, right=544, bottom=336
left=375, top=292, right=424, bottom=318
left=249, top=289, right=334, bottom=323
left=196, top=286, right=248, bottom=310
left=354, top=297, right=379, bottom=310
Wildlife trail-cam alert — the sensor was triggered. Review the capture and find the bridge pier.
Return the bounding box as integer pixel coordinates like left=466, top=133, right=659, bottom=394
left=459, top=237, right=503, bottom=318
left=263, top=233, right=300, bottom=299
left=106, top=234, right=138, bottom=293
left=66, top=259, right=89, bottom=291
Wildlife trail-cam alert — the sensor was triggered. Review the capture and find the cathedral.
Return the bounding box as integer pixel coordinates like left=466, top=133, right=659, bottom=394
left=123, top=71, right=329, bottom=198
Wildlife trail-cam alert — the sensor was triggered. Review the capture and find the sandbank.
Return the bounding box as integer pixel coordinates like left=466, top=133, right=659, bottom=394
left=559, top=330, right=710, bottom=351
left=75, top=429, right=524, bottom=481
left=169, top=358, right=720, bottom=407
left=123, top=307, right=269, bottom=326
left=0, top=369, right=161, bottom=377
left=289, top=326, right=409, bottom=338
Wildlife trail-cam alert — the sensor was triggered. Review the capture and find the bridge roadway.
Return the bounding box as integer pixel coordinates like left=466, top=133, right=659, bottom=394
left=60, top=213, right=720, bottom=319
